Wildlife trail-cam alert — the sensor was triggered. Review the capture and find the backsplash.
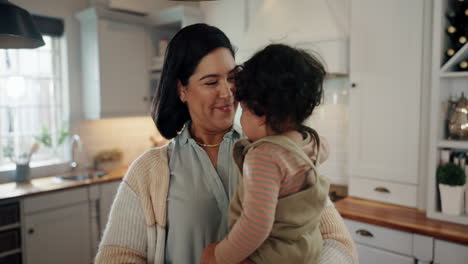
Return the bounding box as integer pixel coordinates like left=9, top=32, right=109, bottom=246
left=304, top=77, right=349, bottom=185
left=71, top=116, right=163, bottom=169
left=70, top=79, right=349, bottom=183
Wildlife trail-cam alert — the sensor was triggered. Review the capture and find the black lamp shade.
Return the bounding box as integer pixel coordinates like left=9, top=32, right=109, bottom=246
left=0, top=0, right=45, bottom=49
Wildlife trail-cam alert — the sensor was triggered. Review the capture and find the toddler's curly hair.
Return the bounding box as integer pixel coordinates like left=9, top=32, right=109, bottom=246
left=235, top=44, right=326, bottom=134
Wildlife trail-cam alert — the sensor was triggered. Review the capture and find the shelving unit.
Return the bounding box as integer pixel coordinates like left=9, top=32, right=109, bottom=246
left=428, top=0, right=468, bottom=225
left=0, top=201, right=22, bottom=264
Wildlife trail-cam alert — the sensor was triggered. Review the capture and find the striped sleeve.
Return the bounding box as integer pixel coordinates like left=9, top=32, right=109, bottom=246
left=215, top=144, right=283, bottom=264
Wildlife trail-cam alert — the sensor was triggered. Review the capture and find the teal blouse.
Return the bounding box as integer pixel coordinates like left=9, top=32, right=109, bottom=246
left=164, top=123, right=242, bottom=264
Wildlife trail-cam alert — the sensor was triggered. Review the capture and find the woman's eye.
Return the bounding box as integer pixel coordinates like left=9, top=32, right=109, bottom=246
left=205, top=81, right=218, bottom=86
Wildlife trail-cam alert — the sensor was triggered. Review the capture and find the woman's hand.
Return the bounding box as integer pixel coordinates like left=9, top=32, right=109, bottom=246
left=200, top=242, right=256, bottom=264
left=201, top=242, right=218, bottom=264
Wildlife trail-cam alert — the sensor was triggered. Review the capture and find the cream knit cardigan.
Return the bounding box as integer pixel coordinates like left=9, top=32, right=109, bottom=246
left=95, top=146, right=358, bottom=264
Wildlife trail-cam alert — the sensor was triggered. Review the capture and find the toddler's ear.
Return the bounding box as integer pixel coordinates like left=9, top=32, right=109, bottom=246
left=256, top=115, right=267, bottom=126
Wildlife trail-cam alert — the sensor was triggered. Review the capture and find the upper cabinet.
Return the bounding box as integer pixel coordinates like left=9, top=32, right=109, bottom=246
left=348, top=0, right=431, bottom=208
left=76, top=6, right=203, bottom=119
left=22, top=188, right=91, bottom=264
left=77, top=8, right=152, bottom=119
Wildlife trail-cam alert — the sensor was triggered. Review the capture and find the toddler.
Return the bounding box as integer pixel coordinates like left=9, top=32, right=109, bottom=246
left=204, top=44, right=330, bottom=264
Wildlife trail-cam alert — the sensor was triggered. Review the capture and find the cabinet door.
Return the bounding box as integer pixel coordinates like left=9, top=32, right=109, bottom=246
left=434, top=239, right=468, bottom=264
left=99, top=20, right=150, bottom=118
left=23, top=203, right=90, bottom=264
left=349, top=0, right=424, bottom=184
left=99, top=181, right=121, bottom=233
left=357, top=244, right=414, bottom=264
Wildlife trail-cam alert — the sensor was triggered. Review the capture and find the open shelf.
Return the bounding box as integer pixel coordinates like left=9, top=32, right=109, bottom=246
left=438, top=140, right=468, bottom=150
left=440, top=72, right=468, bottom=78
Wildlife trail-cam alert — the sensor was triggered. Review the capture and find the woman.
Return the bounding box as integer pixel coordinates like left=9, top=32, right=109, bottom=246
left=95, top=23, right=357, bottom=264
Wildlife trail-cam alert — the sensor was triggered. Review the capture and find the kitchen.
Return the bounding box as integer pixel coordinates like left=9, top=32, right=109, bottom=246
left=0, top=0, right=468, bottom=263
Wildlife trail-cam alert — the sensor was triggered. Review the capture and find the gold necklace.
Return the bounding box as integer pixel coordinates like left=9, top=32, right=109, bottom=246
left=195, top=141, right=222, bottom=148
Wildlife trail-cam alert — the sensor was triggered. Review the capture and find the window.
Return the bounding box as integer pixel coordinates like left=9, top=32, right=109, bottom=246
left=0, top=35, right=69, bottom=170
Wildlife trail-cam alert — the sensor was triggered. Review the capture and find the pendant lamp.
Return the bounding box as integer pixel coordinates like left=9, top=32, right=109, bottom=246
left=0, top=0, right=45, bottom=49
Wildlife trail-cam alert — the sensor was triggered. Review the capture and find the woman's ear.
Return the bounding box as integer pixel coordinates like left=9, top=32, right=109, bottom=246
left=177, top=80, right=186, bottom=103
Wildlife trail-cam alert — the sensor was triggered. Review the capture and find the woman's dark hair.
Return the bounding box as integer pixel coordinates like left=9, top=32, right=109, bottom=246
left=152, top=23, right=235, bottom=139
left=235, top=44, right=326, bottom=134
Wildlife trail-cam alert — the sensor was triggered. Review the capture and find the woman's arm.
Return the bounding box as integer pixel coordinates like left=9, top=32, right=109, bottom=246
left=319, top=197, right=358, bottom=264
left=95, top=181, right=148, bottom=264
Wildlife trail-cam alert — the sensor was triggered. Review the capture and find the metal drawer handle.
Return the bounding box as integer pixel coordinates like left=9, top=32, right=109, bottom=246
left=374, top=187, right=390, bottom=193
left=356, top=229, right=374, bottom=238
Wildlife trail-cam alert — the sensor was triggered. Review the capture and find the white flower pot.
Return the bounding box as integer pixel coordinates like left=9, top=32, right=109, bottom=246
left=439, top=184, right=464, bottom=215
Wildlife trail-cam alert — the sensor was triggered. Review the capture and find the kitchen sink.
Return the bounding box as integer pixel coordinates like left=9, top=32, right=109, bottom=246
left=54, top=170, right=107, bottom=182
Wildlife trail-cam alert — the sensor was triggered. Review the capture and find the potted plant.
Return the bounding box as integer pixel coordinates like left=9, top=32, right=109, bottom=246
left=437, top=163, right=466, bottom=215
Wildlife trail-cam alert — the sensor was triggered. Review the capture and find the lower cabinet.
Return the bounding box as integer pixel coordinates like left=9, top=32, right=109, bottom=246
left=99, top=181, right=121, bottom=234
left=89, top=181, right=121, bottom=258
left=19, top=181, right=122, bottom=264
left=22, top=188, right=91, bottom=264
left=434, top=239, right=468, bottom=264
left=357, top=244, right=414, bottom=264
left=345, top=219, right=433, bottom=264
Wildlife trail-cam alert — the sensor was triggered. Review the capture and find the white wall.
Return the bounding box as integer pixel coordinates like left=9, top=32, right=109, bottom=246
left=200, top=0, right=247, bottom=48
left=305, top=78, right=350, bottom=185
left=202, top=0, right=351, bottom=185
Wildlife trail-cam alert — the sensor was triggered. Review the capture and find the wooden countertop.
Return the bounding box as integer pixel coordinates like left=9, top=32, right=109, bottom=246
left=335, top=197, right=468, bottom=245
left=0, top=167, right=127, bottom=202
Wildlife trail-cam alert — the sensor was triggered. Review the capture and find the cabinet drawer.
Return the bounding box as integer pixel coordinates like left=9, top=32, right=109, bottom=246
left=23, top=188, right=87, bottom=214
left=434, top=239, right=468, bottom=264
left=349, top=177, right=417, bottom=207
left=0, top=252, right=21, bottom=264
left=0, top=203, right=19, bottom=226
left=356, top=244, right=414, bottom=264
left=345, top=219, right=413, bottom=256
left=0, top=229, right=20, bottom=253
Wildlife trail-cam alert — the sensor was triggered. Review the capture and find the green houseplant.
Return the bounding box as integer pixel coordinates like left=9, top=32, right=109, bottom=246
left=437, top=163, right=466, bottom=215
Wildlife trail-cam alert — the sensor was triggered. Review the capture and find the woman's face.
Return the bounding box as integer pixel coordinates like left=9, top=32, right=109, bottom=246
left=179, top=47, right=238, bottom=133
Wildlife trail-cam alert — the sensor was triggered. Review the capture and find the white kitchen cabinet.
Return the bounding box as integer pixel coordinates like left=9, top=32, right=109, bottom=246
left=76, top=8, right=152, bottom=119
left=99, top=181, right=120, bottom=233
left=357, top=244, right=414, bottom=264
left=345, top=219, right=435, bottom=264
left=346, top=219, right=413, bottom=256
left=433, top=239, right=468, bottom=264
left=348, top=0, right=429, bottom=207
left=88, top=181, right=121, bottom=258
left=22, top=188, right=91, bottom=264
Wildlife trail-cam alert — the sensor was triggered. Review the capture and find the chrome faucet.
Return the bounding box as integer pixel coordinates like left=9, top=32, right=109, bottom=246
left=70, top=134, right=83, bottom=172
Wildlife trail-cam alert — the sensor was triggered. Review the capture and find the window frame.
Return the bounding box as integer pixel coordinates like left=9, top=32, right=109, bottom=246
left=0, top=34, right=71, bottom=182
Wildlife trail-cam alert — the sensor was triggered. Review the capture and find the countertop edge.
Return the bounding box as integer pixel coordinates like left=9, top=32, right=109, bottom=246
left=0, top=167, right=126, bottom=202
left=336, top=197, right=468, bottom=246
